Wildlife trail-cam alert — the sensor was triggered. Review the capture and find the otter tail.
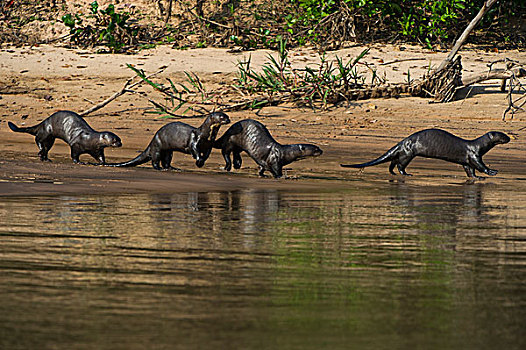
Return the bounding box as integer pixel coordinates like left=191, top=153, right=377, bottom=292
left=340, top=144, right=400, bottom=168
left=8, top=121, right=39, bottom=136
left=106, top=149, right=151, bottom=167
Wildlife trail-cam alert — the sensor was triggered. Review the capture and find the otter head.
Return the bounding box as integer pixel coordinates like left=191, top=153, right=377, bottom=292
left=487, top=131, right=510, bottom=145
left=209, top=112, right=231, bottom=126
left=207, top=112, right=231, bottom=141
left=286, top=144, right=323, bottom=162
left=101, top=132, right=122, bottom=148
left=298, top=144, right=323, bottom=158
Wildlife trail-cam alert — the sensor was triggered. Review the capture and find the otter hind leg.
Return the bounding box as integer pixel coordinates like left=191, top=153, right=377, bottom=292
left=389, top=160, right=397, bottom=175
left=151, top=151, right=163, bottom=170
left=270, top=163, right=283, bottom=179
left=397, top=164, right=412, bottom=176
left=463, top=164, right=485, bottom=179
left=233, top=149, right=242, bottom=169
left=396, top=155, right=414, bottom=176
left=221, top=148, right=233, bottom=171
left=486, top=169, right=498, bottom=176
left=37, top=136, right=55, bottom=162
left=70, top=145, right=86, bottom=164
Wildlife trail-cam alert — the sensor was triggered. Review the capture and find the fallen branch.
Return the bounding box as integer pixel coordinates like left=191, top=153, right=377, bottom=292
left=459, top=66, right=526, bottom=88
left=379, top=58, right=426, bottom=66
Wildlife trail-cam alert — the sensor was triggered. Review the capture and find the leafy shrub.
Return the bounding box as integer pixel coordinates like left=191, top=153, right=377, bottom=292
left=235, top=38, right=370, bottom=108
left=286, top=0, right=525, bottom=48
left=61, top=1, right=144, bottom=52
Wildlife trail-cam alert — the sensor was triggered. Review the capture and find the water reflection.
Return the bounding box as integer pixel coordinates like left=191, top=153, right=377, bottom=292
left=0, top=183, right=525, bottom=349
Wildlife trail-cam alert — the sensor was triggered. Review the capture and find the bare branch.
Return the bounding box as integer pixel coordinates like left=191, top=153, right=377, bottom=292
left=79, top=67, right=167, bottom=116
left=436, top=0, right=498, bottom=72
left=459, top=67, right=526, bottom=88
left=379, top=58, right=426, bottom=66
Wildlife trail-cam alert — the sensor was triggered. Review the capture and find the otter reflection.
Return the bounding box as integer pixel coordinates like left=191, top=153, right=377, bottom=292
left=386, top=181, right=496, bottom=236
left=147, top=190, right=282, bottom=240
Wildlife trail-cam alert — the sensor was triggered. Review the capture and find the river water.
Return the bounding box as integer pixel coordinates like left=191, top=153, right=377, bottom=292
left=1, top=181, right=525, bottom=349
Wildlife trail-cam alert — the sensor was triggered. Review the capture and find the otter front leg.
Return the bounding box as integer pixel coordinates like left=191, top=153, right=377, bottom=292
left=71, top=146, right=86, bottom=164
left=161, top=151, right=180, bottom=170
left=189, top=132, right=202, bottom=165
left=471, top=157, right=498, bottom=176
left=89, top=149, right=105, bottom=164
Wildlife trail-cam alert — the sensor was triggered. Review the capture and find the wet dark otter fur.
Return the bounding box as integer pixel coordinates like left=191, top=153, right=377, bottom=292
left=213, top=119, right=323, bottom=178
left=341, top=128, right=510, bottom=178
left=107, top=112, right=230, bottom=170
left=8, top=110, right=122, bottom=164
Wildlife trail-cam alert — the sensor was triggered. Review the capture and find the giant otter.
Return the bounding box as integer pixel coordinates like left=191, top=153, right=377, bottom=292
left=8, top=110, right=122, bottom=164
left=340, top=128, right=510, bottom=178
left=213, top=119, right=323, bottom=178
left=107, top=112, right=230, bottom=170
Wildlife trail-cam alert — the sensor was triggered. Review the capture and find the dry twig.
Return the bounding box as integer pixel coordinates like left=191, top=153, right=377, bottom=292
left=79, top=66, right=167, bottom=116
left=501, top=60, right=526, bottom=120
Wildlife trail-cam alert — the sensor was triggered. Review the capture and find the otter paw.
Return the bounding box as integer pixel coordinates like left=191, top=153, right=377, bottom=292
left=164, top=166, right=181, bottom=171
left=486, top=169, right=498, bottom=176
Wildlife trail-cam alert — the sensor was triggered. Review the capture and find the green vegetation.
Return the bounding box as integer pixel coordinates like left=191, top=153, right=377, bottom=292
left=235, top=38, right=370, bottom=108
left=150, top=0, right=525, bottom=50
left=284, top=0, right=525, bottom=48
left=125, top=39, right=372, bottom=117
left=1, top=1, right=523, bottom=50
left=126, top=63, right=213, bottom=117
left=61, top=1, right=146, bottom=52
